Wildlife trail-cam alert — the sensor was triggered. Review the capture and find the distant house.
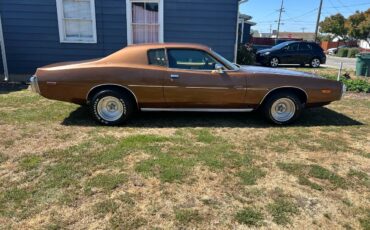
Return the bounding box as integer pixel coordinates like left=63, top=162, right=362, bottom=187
left=238, top=14, right=256, bottom=44
left=359, top=40, right=370, bottom=50
left=272, top=32, right=316, bottom=41
left=0, top=0, right=244, bottom=79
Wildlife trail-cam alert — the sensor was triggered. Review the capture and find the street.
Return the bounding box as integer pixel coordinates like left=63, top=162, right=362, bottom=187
left=324, top=55, right=356, bottom=70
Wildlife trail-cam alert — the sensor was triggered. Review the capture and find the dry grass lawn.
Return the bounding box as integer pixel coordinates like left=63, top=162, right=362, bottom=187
left=0, top=87, right=369, bottom=229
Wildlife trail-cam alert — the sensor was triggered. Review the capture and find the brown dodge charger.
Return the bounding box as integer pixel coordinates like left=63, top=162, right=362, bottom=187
left=30, top=43, right=346, bottom=125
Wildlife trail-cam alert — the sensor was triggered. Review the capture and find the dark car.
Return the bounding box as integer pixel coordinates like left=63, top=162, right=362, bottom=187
left=256, top=41, right=326, bottom=68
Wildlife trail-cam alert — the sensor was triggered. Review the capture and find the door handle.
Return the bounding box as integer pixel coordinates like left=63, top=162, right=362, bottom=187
left=170, top=74, right=179, bottom=79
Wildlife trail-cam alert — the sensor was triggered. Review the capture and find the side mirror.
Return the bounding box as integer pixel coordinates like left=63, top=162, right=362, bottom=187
left=214, top=63, right=224, bottom=74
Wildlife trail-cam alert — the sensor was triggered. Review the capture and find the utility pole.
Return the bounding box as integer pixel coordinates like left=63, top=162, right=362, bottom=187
left=301, top=27, right=306, bottom=33
left=315, top=0, right=323, bottom=42
left=276, top=0, right=284, bottom=40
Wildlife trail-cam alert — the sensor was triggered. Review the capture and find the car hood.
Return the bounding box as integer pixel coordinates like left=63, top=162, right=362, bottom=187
left=239, top=65, right=322, bottom=78
left=257, top=48, right=273, bottom=54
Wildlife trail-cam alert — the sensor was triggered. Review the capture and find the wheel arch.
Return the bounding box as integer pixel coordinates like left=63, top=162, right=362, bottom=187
left=86, top=84, right=139, bottom=108
left=259, top=86, right=308, bottom=107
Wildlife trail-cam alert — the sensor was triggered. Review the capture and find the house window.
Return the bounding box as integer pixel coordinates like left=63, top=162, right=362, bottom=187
left=56, top=0, right=97, bottom=43
left=126, top=0, right=164, bottom=44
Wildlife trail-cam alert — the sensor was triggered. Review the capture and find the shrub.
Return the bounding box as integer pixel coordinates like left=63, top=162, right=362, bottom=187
left=337, top=48, right=349, bottom=57
left=237, top=44, right=256, bottom=65
left=343, top=78, right=370, bottom=93
left=321, top=75, right=370, bottom=93
left=347, top=48, right=360, bottom=58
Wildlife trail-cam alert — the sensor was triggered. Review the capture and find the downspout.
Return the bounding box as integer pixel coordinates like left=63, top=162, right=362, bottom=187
left=234, top=0, right=248, bottom=63
left=0, top=14, right=8, bottom=82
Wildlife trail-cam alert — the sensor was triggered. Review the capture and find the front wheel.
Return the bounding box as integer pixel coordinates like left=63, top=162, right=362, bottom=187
left=310, top=58, right=321, bottom=68
left=90, top=90, right=134, bottom=125
left=270, top=57, right=280, bottom=67
left=263, top=93, right=303, bottom=125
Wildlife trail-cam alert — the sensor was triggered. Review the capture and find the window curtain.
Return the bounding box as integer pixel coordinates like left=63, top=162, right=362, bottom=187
left=132, top=2, right=159, bottom=44
left=63, top=0, right=93, bottom=39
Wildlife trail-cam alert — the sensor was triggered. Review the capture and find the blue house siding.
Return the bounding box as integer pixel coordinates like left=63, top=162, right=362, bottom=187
left=164, top=0, right=238, bottom=61
left=1, top=0, right=127, bottom=74
left=0, top=0, right=238, bottom=75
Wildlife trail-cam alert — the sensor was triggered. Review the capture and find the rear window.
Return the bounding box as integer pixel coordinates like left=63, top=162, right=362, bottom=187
left=148, top=49, right=166, bottom=66
left=311, top=43, right=324, bottom=51
left=299, top=43, right=312, bottom=51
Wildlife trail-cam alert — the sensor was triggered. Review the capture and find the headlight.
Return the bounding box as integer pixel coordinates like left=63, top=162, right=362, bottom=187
left=262, top=52, right=270, bottom=56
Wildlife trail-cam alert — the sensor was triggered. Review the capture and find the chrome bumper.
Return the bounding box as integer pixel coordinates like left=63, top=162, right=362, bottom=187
left=29, top=76, right=40, bottom=94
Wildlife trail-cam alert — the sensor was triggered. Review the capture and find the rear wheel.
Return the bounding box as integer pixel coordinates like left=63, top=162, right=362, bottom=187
left=263, top=92, right=303, bottom=125
left=90, top=89, right=134, bottom=125
left=270, top=57, right=279, bottom=67
left=310, top=58, right=321, bottom=68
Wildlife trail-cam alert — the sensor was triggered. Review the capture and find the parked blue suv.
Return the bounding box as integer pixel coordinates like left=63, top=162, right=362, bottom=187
left=256, top=41, right=326, bottom=68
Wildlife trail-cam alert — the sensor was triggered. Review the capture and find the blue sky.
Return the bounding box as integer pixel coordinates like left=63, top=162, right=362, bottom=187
left=240, top=0, right=370, bottom=33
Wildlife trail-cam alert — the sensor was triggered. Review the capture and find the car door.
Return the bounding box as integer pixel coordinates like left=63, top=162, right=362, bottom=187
left=298, top=43, right=314, bottom=63
left=163, top=49, right=246, bottom=108
left=280, top=43, right=299, bottom=64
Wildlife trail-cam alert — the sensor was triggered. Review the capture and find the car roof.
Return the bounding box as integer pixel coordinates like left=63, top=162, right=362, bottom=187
left=103, top=43, right=212, bottom=66
left=128, top=43, right=211, bottom=51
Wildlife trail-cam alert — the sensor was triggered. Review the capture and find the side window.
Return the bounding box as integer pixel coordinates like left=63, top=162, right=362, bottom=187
left=167, top=49, right=223, bottom=70
left=148, top=49, right=166, bottom=66
left=299, top=43, right=312, bottom=51
left=285, top=43, right=299, bottom=51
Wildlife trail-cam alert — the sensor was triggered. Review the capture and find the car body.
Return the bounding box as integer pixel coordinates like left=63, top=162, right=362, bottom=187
left=30, top=43, right=345, bottom=125
left=256, top=41, right=326, bottom=68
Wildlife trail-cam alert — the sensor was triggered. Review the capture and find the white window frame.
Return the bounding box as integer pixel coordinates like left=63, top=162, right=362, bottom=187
left=56, top=0, right=97, bottom=43
left=126, top=0, right=164, bottom=45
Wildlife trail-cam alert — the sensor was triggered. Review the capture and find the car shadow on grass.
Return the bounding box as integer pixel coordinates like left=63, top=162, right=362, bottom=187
left=62, top=106, right=363, bottom=128
left=0, top=82, right=28, bottom=95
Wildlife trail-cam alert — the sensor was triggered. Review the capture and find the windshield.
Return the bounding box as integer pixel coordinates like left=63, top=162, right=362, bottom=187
left=210, top=50, right=240, bottom=71
left=272, top=41, right=294, bottom=50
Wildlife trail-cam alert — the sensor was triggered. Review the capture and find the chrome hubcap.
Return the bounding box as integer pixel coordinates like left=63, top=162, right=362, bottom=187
left=97, top=96, right=124, bottom=122
left=271, top=58, right=279, bottom=67
left=271, top=98, right=296, bottom=122
left=312, top=59, right=320, bottom=67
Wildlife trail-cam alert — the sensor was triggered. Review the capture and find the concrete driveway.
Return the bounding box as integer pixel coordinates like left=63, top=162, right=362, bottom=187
left=324, top=56, right=356, bottom=70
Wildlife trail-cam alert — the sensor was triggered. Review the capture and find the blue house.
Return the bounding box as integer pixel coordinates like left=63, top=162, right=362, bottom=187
left=0, top=0, right=244, bottom=80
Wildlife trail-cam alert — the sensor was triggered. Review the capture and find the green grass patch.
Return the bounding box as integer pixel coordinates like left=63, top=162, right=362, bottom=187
left=86, top=173, right=126, bottom=192
left=19, top=155, right=42, bottom=170
left=94, top=200, right=119, bottom=217
left=347, top=169, right=370, bottom=188
left=238, top=167, right=266, bottom=185
left=235, top=207, right=264, bottom=226
left=278, top=163, right=347, bottom=190
left=360, top=209, right=370, bottom=230
left=41, top=162, right=84, bottom=189
left=175, top=209, right=203, bottom=224
left=298, top=176, right=323, bottom=191
left=136, top=153, right=193, bottom=183
left=0, top=152, right=8, bottom=164
left=268, top=198, right=299, bottom=225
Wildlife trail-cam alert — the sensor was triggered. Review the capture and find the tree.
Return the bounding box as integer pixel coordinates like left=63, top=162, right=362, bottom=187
left=346, top=9, right=370, bottom=46
left=319, top=13, right=348, bottom=41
